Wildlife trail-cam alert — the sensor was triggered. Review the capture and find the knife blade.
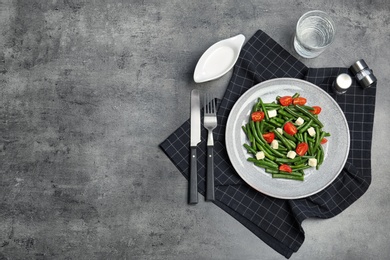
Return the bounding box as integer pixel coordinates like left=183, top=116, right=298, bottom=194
left=189, top=89, right=201, bottom=204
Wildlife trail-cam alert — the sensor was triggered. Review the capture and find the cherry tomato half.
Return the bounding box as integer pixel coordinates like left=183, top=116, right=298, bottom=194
left=292, top=97, right=307, bottom=106
left=279, top=164, right=292, bottom=173
left=296, top=142, right=309, bottom=156
left=310, top=106, right=322, bottom=115
left=320, top=137, right=328, bottom=144
left=251, top=111, right=265, bottom=122
left=262, top=132, right=275, bottom=144
left=283, top=122, right=297, bottom=135
left=279, top=96, right=293, bottom=106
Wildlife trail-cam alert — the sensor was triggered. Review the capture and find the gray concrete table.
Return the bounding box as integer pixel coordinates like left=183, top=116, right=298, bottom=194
left=1, top=1, right=389, bottom=259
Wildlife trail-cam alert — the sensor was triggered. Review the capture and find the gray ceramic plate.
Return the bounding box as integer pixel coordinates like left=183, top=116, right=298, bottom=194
left=225, top=78, right=350, bottom=199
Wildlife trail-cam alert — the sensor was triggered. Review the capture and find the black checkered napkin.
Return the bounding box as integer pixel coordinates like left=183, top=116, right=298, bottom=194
left=160, top=30, right=376, bottom=258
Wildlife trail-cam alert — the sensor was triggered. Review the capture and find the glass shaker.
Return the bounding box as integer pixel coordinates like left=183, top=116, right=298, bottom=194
left=333, top=73, right=352, bottom=94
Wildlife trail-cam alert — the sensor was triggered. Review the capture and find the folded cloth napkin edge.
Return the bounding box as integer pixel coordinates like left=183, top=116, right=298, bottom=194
left=213, top=197, right=297, bottom=258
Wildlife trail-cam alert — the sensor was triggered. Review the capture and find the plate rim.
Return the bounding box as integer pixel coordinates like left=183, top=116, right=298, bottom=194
left=225, top=78, right=350, bottom=199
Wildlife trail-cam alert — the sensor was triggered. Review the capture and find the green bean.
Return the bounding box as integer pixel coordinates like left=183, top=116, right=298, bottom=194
left=264, top=158, right=279, bottom=167
left=298, top=119, right=314, bottom=134
left=308, top=139, right=314, bottom=156
left=284, top=106, right=304, bottom=119
left=254, top=162, right=278, bottom=170
left=285, top=107, right=310, bottom=121
left=259, top=120, right=265, bottom=133
left=315, top=148, right=322, bottom=170
left=263, top=121, right=276, bottom=132
left=301, top=105, right=314, bottom=111
left=249, top=159, right=279, bottom=170
left=290, top=163, right=305, bottom=169
left=259, top=98, right=269, bottom=121
left=266, top=168, right=279, bottom=174
left=272, top=173, right=304, bottom=181
left=255, top=121, right=266, bottom=142
left=278, top=109, right=294, bottom=119
left=303, top=132, right=308, bottom=144
left=318, top=144, right=325, bottom=165
left=251, top=135, right=256, bottom=150
left=294, top=105, right=324, bottom=128
left=255, top=143, right=276, bottom=161
left=313, top=127, right=326, bottom=152
left=242, top=125, right=248, bottom=135
left=253, top=98, right=262, bottom=112
left=301, top=155, right=315, bottom=159
left=245, top=123, right=252, bottom=136
left=264, top=103, right=282, bottom=109
left=245, top=123, right=258, bottom=151
left=258, top=140, right=286, bottom=158
left=290, top=164, right=312, bottom=171
left=294, top=170, right=305, bottom=176
left=283, top=131, right=297, bottom=142
left=273, top=129, right=293, bottom=151
left=285, top=171, right=304, bottom=177
left=272, top=117, right=286, bottom=124
left=249, top=121, right=263, bottom=144
left=296, top=132, right=303, bottom=142
left=285, top=138, right=296, bottom=149
left=275, top=157, right=303, bottom=164
left=243, top=143, right=256, bottom=154
left=276, top=147, right=288, bottom=152
left=243, top=125, right=255, bottom=151
left=267, top=119, right=282, bottom=128
left=307, top=136, right=315, bottom=143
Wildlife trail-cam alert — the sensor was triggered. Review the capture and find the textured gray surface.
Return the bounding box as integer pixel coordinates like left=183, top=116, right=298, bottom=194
left=0, top=1, right=389, bottom=259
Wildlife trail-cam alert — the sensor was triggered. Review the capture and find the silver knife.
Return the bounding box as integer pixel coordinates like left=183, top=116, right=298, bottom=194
left=189, top=89, right=201, bottom=204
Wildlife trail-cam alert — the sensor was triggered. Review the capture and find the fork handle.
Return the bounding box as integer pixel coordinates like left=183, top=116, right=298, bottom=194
left=189, top=147, right=198, bottom=204
left=206, top=146, right=215, bottom=201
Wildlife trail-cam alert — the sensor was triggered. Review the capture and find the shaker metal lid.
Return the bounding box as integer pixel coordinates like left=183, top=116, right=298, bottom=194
left=350, top=59, right=368, bottom=74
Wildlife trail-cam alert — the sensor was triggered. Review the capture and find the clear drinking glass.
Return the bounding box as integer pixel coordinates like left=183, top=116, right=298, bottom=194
left=293, top=10, right=335, bottom=58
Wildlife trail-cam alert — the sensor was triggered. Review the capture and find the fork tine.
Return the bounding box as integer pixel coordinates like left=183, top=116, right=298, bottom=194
left=203, top=93, right=207, bottom=114
left=204, top=93, right=216, bottom=115
left=211, top=97, right=216, bottom=114
left=204, top=93, right=209, bottom=114
left=204, top=93, right=210, bottom=114
left=208, top=94, right=212, bottom=114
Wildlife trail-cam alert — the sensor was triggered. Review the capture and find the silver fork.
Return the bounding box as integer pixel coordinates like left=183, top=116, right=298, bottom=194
left=203, top=93, right=217, bottom=201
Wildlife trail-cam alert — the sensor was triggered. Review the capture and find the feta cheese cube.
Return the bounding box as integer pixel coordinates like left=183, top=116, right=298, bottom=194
left=270, top=140, right=279, bottom=149
left=287, top=150, right=296, bottom=159
left=295, top=117, right=305, bottom=126
left=267, top=109, right=277, bottom=118
left=276, top=127, right=283, bottom=135
left=307, top=127, right=316, bottom=137
left=308, top=158, right=318, bottom=167
left=255, top=151, right=265, bottom=160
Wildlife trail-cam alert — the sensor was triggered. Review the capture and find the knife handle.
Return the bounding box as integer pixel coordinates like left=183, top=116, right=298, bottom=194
left=206, top=146, right=215, bottom=201
left=189, top=147, right=198, bottom=204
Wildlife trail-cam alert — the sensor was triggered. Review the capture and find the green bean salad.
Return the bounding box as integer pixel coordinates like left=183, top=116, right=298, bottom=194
left=242, top=93, right=330, bottom=181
